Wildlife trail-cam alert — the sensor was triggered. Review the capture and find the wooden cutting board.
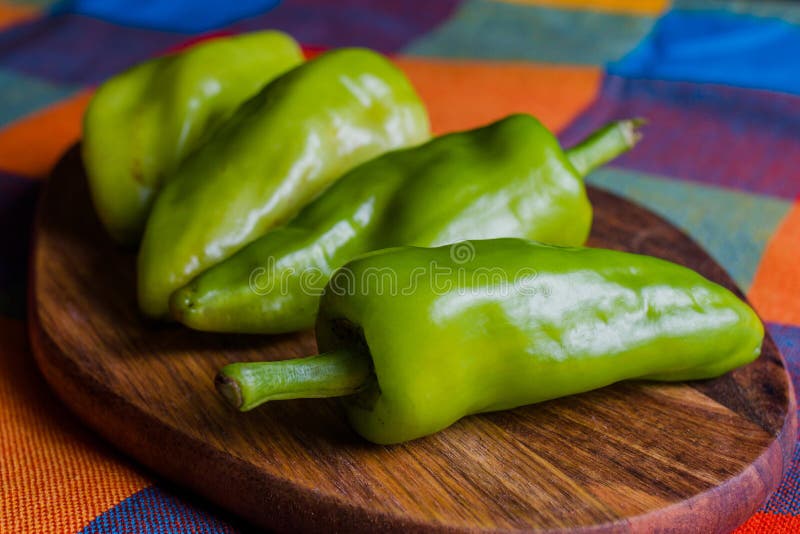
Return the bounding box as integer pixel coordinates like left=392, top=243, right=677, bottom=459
left=29, top=146, right=796, bottom=533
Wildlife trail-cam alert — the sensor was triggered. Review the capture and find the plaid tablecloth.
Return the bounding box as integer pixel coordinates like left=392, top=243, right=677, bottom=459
left=1, top=1, right=799, bottom=532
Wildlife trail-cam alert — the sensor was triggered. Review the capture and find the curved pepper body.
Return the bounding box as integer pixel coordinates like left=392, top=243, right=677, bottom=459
left=172, top=114, right=593, bottom=332
left=83, top=31, right=304, bottom=244
left=314, top=239, right=764, bottom=444
left=138, top=48, right=430, bottom=318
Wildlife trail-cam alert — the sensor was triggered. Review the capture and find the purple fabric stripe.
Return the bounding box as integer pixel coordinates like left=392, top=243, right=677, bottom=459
left=769, top=322, right=800, bottom=419
left=230, top=0, right=462, bottom=52
left=762, top=322, right=800, bottom=516
left=0, top=13, right=188, bottom=86
left=560, top=75, right=800, bottom=200
left=763, top=441, right=800, bottom=516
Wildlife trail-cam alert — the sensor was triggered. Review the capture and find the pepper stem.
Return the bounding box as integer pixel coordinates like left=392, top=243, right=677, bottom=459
left=566, top=118, right=645, bottom=177
left=215, top=349, right=372, bottom=411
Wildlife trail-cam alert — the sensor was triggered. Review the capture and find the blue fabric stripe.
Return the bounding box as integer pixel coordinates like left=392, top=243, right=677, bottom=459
left=403, top=0, right=655, bottom=64
left=610, top=9, right=800, bottom=95
left=80, top=486, right=238, bottom=534
left=52, top=0, right=281, bottom=34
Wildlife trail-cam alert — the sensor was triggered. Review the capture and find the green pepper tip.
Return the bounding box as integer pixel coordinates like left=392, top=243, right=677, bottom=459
left=215, top=370, right=245, bottom=411
left=169, top=284, right=196, bottom=323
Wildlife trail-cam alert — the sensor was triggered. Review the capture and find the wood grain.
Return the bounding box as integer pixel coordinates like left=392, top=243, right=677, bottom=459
left=29, top=145, right=797, bottom=533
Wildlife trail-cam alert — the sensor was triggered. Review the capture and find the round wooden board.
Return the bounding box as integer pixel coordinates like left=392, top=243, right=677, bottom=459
left=30, top=146, right=797, bottom=533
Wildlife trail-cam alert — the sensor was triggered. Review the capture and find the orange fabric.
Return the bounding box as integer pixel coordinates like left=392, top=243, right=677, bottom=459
left=495, top=0, right=668, bottom=16
left=748, top=201, right=800, bottom=326
left=0, top=89, right=94, bottom=178
left=735, top=512, right=800, bottom=533
left=0, top=318, right=148, bottom=533
left=0, top=3, right=38, bottom=30
left=394, top=57, right=601, bottom=135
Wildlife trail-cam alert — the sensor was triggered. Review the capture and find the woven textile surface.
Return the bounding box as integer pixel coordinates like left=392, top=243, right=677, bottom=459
left=1, top=0, right=799, bottom=532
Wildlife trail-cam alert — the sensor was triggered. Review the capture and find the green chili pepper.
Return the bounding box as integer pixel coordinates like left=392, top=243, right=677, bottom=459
left=138, top=47, right=430, bottom=318
left=216, top=238, right=763, bottom=444
left=83, top=31, right=304, bottom=245
left=171, top=114, right=641, bottom=334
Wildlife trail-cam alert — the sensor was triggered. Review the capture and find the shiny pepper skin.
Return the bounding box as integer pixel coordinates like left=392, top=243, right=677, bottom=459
left=314, top=239, right=764, bottom=444
left=83, top=31, right=304, bottom=245
left=137, top=47, right=430, bottom=318
left=171, top=114, right=634, bottom=334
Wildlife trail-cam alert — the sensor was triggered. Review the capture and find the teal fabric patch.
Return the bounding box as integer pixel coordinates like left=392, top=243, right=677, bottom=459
left=586, top=167, right=791, bottom=291
left=403, top=0, right=656, bottom=65
left=0, top=69, right=76, bottom=127
left=8, top=0, right=55, bottom=7
left=674, top=0, right=800, bottom=26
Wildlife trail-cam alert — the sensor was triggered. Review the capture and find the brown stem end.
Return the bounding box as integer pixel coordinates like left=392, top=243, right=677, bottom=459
left=215, top=371, right=244, bottom=410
